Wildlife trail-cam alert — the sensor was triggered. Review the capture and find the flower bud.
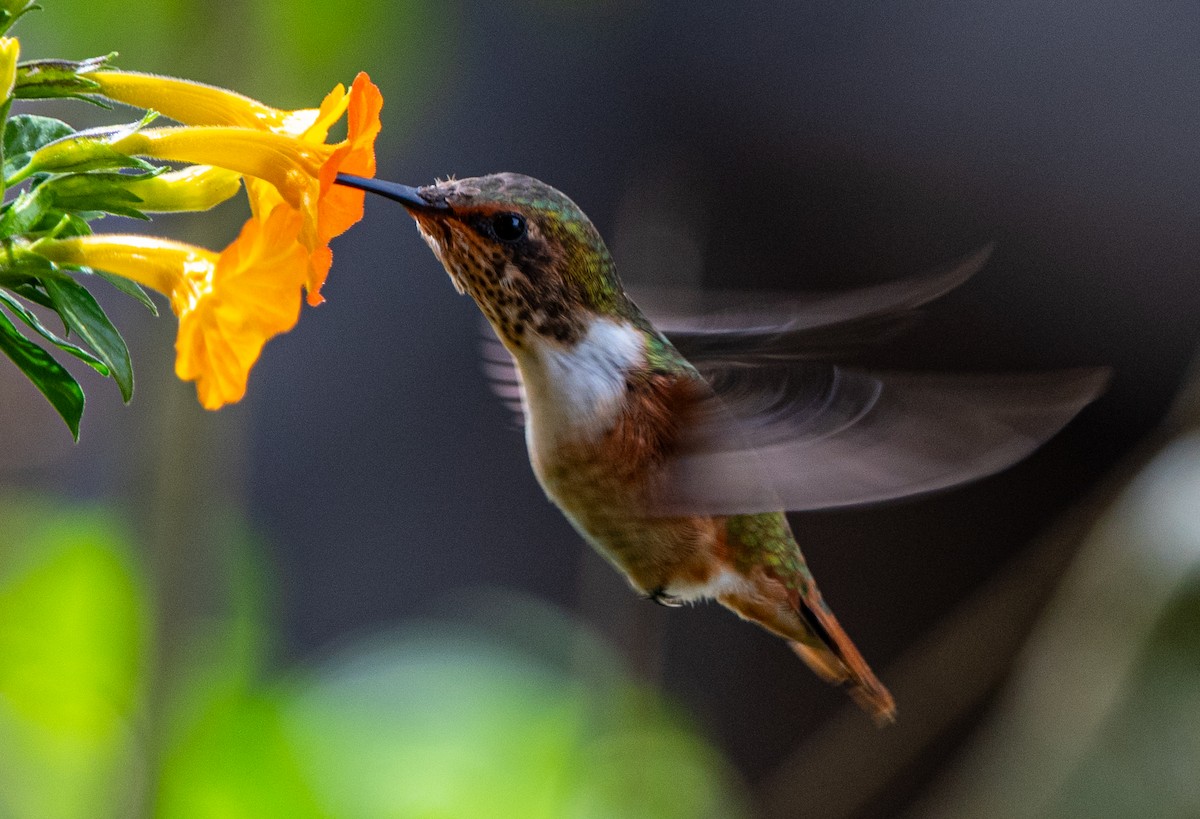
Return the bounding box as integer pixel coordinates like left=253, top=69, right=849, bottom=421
left=0, top=37, right=18, bottom=102
left=125, top=166, right=242, bottom=212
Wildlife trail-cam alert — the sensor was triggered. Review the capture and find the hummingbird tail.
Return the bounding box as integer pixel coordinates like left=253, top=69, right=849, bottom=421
left=718, top=585, right=897, bottom=724
left=790, top=600, right=897, bottom=725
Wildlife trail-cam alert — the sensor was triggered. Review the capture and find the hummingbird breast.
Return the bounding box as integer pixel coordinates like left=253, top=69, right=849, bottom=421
left=516, top=317, right=725, bottom=595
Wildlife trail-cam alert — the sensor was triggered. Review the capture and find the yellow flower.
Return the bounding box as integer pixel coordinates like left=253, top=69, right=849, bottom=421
left=0, top=36, right=17, bottom=101
left=105, top=125, right=333, bottom=212
left=91, top=70, right=307, bottom=131
left=101, top=125, right=333, bottom=301
left=33, top=206, right=308, bottom=409
left=92, top=70, right=384, bottom=304
left=18, top=124, right=336, bottom=298
left=18, top=123, right=328, bottom=203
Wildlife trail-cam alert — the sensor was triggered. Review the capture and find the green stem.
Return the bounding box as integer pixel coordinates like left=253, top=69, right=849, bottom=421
left=0, top=96, right=11, bottom=193
left=0, top=3, right=37, bottom=38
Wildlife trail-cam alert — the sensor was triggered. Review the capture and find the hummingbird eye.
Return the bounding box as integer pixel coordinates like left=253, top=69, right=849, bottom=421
left=490, top=212, right=527, bottom=243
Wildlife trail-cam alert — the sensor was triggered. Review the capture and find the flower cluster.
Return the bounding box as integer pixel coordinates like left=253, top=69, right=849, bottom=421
left=0, top=12, right=382, bottom=431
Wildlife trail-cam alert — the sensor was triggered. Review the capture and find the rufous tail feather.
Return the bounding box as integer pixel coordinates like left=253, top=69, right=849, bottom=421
left=791, top=600, right=896, bottom=725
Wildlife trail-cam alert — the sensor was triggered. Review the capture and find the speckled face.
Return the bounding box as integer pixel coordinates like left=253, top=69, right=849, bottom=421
left=407, top=173, right=625, bottom=351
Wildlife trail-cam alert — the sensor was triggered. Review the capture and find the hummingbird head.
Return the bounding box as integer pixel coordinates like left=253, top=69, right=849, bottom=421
left=339, top=172, right=630, bottom=351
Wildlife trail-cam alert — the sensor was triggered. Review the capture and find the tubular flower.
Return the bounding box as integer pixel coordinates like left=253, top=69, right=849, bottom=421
left=107, top=126, right=332, bottom=212
left=18, top=123, right=331, bottom=209
left=91, top=70, right=306, bottom=130
left=17, top=124, right=334, bottom=299
left=33, top=206, right=308, bottom=409
left=92, top=70, right=383, bottom=304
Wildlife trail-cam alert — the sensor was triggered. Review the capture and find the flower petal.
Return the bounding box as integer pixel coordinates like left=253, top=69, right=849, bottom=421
left=174, top=206, right=308, bottom=408
left=318, top=72, right=382, bottom=242
left=304, top=73, right=383, bottom=304
left=295, top=83, right=349, bottom=142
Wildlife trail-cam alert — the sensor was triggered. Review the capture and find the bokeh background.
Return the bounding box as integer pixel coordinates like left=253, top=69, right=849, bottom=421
left=3, top=1, right=1199, bottom=816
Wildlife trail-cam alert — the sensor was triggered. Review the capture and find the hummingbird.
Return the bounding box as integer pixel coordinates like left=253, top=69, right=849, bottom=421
left=336, top=171, right=1107, bottom=723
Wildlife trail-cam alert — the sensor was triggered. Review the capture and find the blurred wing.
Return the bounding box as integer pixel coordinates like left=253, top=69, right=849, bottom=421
left=480, top=246, right=991, bottom=426
left=652, top=364, right=1110, bottom=516
left=634, top=245, right=992, bottom=363
left=480, top=324, right=526, bottom=427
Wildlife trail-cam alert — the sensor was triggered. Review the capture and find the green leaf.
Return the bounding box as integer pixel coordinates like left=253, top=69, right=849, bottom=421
left=7, top=281, right=54, bottom=310
left=38, top=171, right=156, bottom=221
left=3, top=114, right=75, bottom=156
left=0, top=253, right=56, bottom=289
left=0, top=185, right=53, bottom=239
left=0, top=289, right=108, bottom=374
left=94, top=270, right=157, bottom=316
left=13, top=56, right=114, bottom=104
left=42, top=276, right=133, bottom=402
left=2, top=114, right=74, bottom=178
left=0, top=308, right=84, bottom=439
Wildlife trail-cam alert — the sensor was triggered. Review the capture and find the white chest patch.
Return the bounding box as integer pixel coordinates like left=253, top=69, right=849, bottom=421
left=519, top=318, right=645, bottom=456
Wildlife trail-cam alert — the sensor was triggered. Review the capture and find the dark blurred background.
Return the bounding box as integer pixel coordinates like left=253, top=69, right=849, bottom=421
left=3, top=1, right=1199, bottom=817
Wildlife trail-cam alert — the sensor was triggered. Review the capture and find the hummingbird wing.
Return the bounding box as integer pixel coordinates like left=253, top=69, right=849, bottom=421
left=480, top=325, right=526, bottom=427
left=631, top=245, right=992, bottom=363
left=476, top=244, right=1107, bottom=515
left=480, top=246, right=990, bottom=427
left=651, top=363, right=1110, bottom=516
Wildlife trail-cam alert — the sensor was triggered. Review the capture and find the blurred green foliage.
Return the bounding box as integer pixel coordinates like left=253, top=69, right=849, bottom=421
left=1051, top=570, right=1200, bottom=816
left=919, top=427, right=1200, bottom=819
left=16, top=0, right=448, bottom=118
left=0, top=495, right=749, bottom=819
left=277, top=625, right=748, bottom=819
left=0, top=498, right=146, bottom=819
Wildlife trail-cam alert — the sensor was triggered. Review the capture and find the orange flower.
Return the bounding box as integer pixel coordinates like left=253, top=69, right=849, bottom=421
left=92, top=69, right=383, bottom=305
left=244, top=73, right=383, bottom=304
left=174, top=208, right=308, bottom=407
left=33, top=206, right=308, bottom=409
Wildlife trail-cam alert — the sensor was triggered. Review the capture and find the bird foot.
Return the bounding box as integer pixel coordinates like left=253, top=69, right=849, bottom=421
left=646, top=586, right=683, bottom=607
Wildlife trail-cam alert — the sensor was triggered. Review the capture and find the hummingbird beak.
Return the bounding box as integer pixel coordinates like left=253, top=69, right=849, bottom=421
left=335, top=174, right=450, bottom=212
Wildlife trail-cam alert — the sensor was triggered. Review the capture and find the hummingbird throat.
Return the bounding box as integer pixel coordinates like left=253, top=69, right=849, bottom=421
left=414, top=211, right=590, bottom=350
left=520, top=316, right=648, bottom=447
